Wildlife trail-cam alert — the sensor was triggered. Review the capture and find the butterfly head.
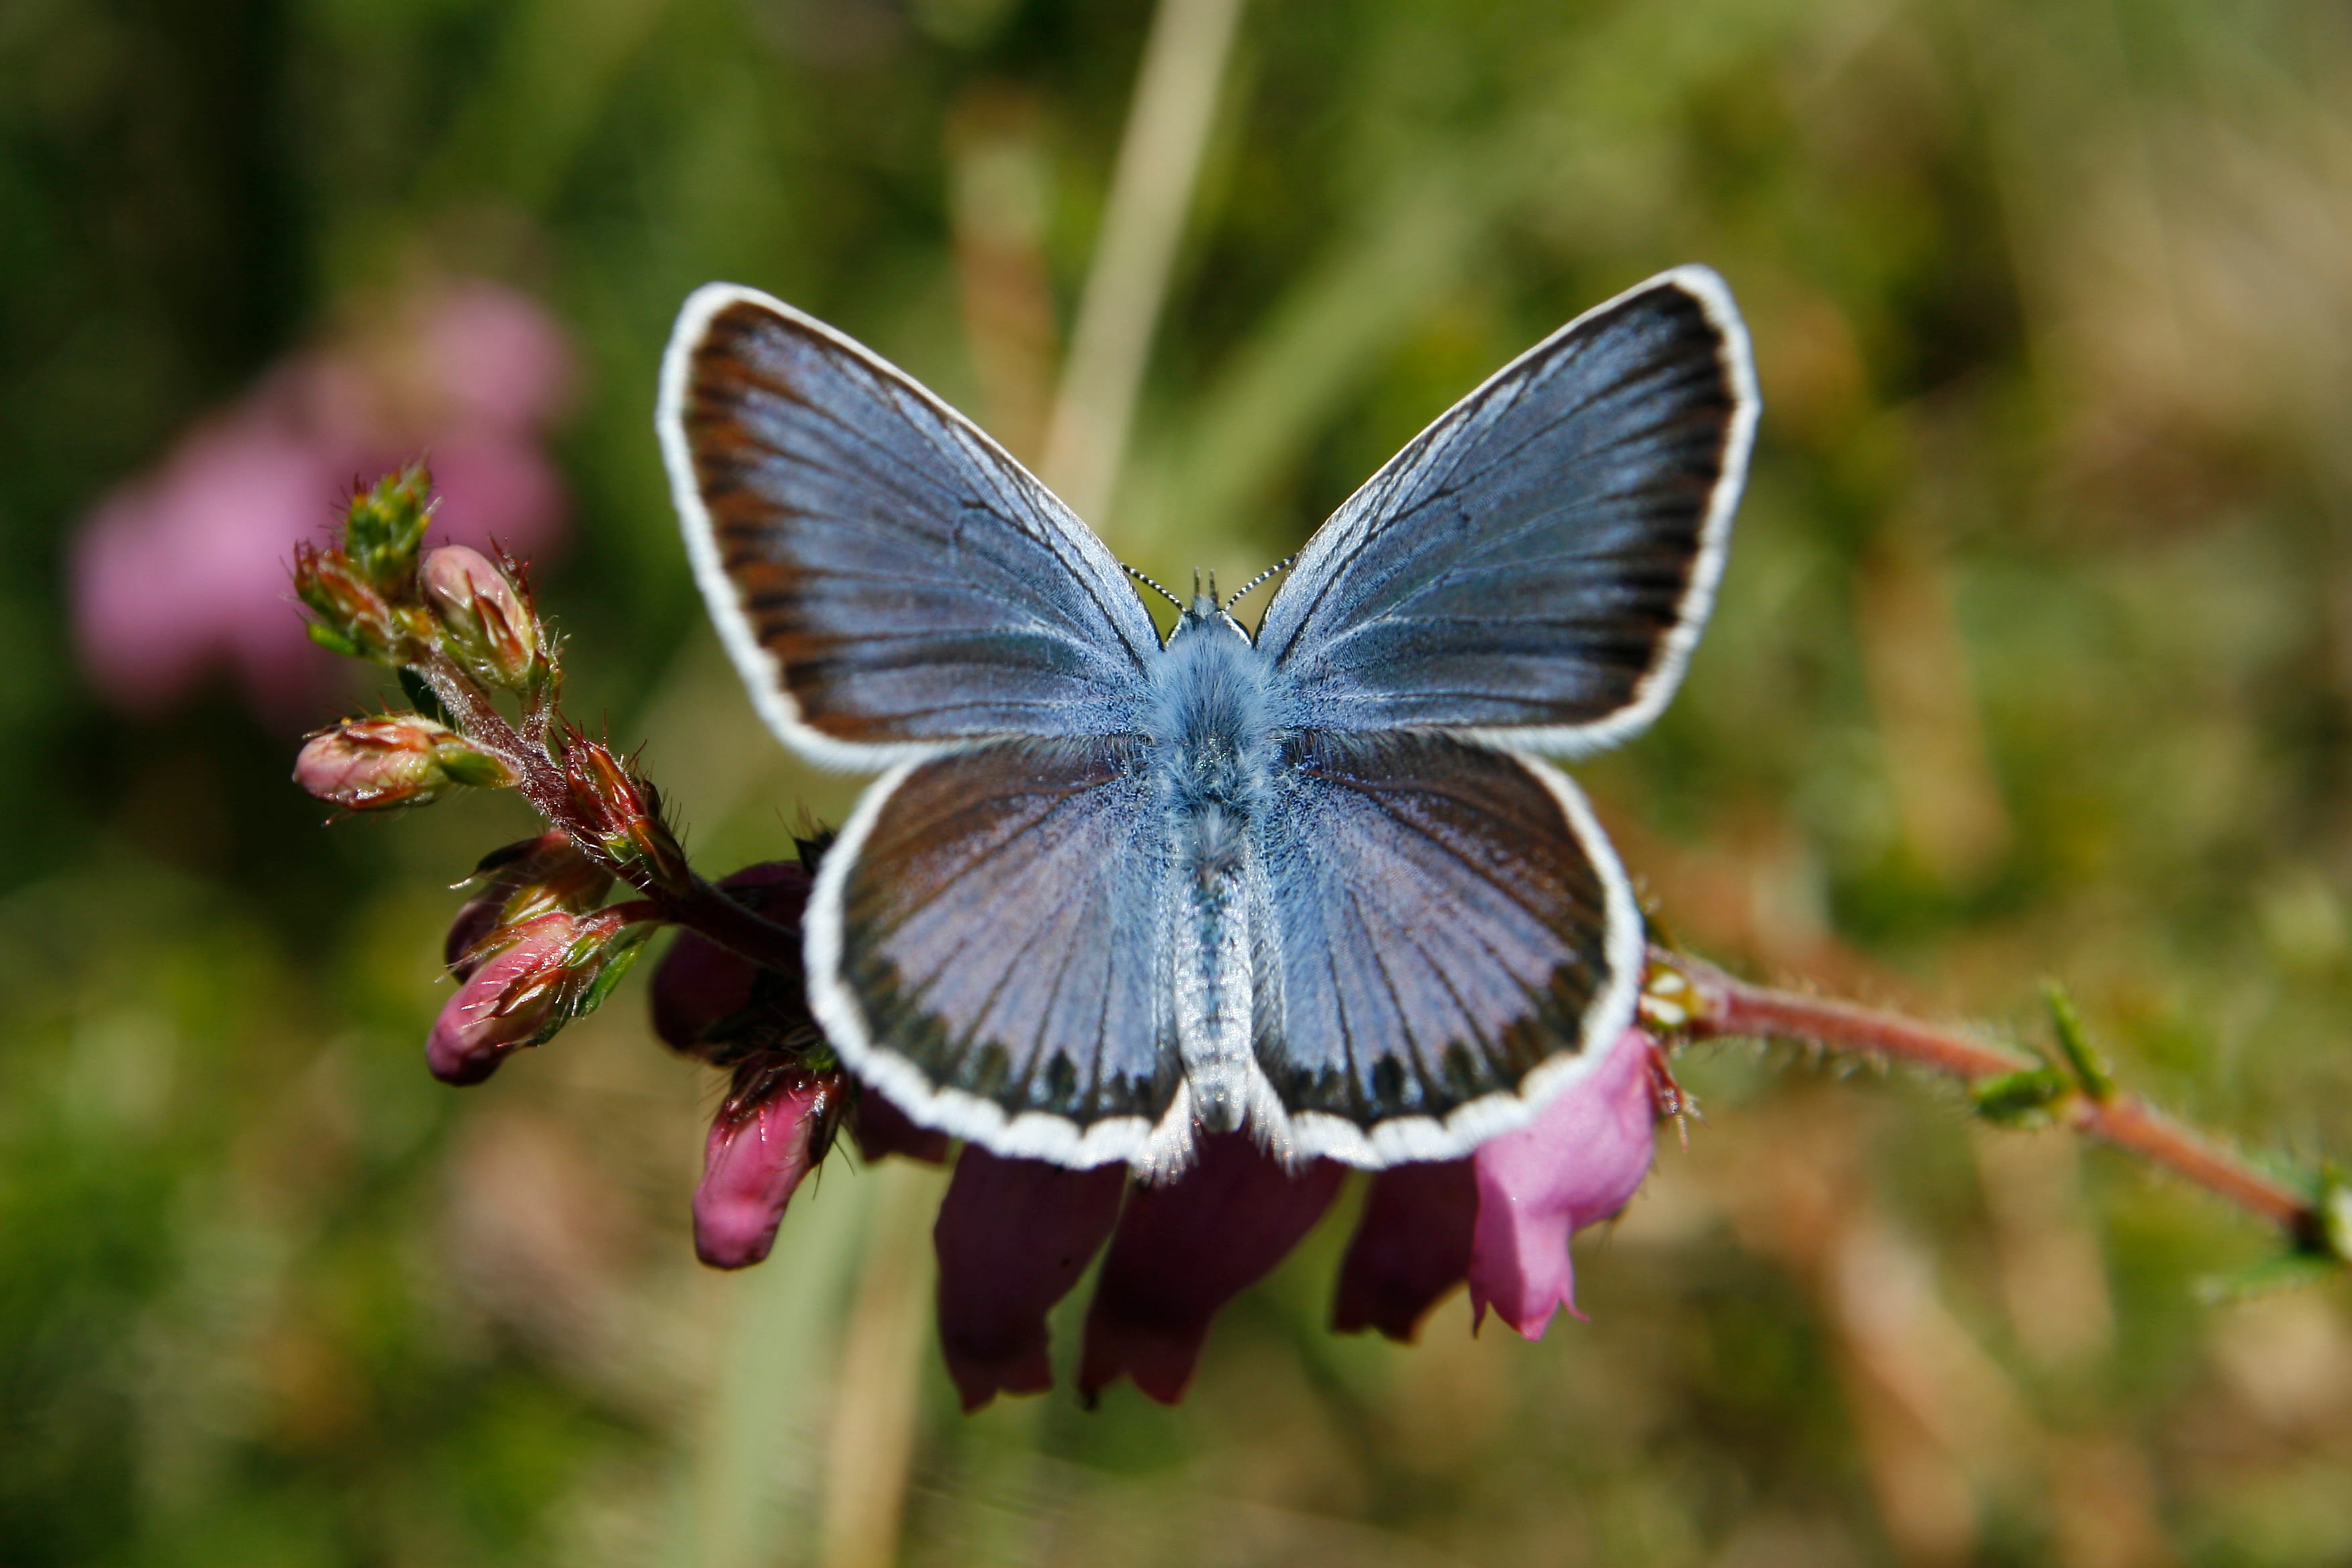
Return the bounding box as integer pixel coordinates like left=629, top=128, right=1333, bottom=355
left=1169, top=568, right=1251, bottom=647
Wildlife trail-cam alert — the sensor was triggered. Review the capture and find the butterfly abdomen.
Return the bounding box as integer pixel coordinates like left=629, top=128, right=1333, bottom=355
left=1148, top=610, right=1282, bottom=1140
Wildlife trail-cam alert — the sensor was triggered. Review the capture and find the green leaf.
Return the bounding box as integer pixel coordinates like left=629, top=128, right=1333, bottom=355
left=2196, top=1251, right=2347, bottom=1304
left=2044, top=983, right=2115, bottom=1100
left=1971, top=1065, right=2072, bottom=1127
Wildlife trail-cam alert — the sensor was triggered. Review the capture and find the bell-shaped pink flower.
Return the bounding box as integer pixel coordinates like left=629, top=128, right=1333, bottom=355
left=1079, top=1134, right=1344, bottom=1405
left=851, top=1090, right=950, bottom=1166
left=1466, top=1026, right=1659, bottom=1340
left=933, top=1148, right=1126, bottom=1411
left=1331, top=1158, right=1479, bottom=1342
left=693, top=1065, right=838, bottom=1270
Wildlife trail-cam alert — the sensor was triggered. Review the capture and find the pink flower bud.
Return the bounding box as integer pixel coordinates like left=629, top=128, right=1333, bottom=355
left=1465, top=1026, right=1659, bottom=1340
left=420, top=544, right=538, bottom=689
left=295, top=715, right=508, bottom=810
left=426, top=907, right=648, bottom=1083
left=446, top=831, right=614, bottom=980
left=565, top=739, right=687, bottom=891
left=291, top=542, right=407, bottom=663
left=693, top=1059, right=841, bottom=1269
left=426, top=910, right=581, bottom=1083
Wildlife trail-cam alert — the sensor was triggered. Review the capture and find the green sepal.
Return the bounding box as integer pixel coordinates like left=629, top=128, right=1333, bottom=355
left=569, top=924, right=654, bottom=1022
left=305, top=622, right=360, bottom=657
left=435, top=744, right=514, bottom=790
left=1971, top=1065, right=2072, bottom=1127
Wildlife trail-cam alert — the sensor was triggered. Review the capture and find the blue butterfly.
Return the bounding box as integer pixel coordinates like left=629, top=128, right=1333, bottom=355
left=658, top=268, right=1757, bottom=1177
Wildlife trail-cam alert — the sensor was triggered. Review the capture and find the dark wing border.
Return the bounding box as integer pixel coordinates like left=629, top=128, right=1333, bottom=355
left=658, top=283, right=1162, bottom=771
left=1256, top=264, right=1759, bottom=756
left=804, top=754, right=1181, bottom=1170
left=1271, top=749, right=1648, bottom=1167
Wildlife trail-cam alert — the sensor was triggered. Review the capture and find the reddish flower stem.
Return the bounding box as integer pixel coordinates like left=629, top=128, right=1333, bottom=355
left=1656, top=946, right=2326, bottom=1248
left=413, top=649, right=803, bottom=975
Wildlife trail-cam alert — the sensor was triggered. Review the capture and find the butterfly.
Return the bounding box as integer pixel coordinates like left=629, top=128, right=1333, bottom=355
left=658, top=268, right=1757, bottom=1177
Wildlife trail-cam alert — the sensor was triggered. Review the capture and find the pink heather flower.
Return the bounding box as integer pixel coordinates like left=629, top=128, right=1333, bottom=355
left=693, top=1062, right=840, bottom=1270
left=933, top=1149, right=1126, bottom=1411
left=642, top=839, right=1663, bottom=1393
left=1466, top=1026, right=1660, bottom=1340
left=1330, top=1158, right=1479, bottom=1342
left=850, top=1091, right=949, bottom=1166
left=72, top=281, right=573, bottom=722
left=426, top=910, right=585, bottom=1085
left=1079, top=1134, right=1346, bottom=1405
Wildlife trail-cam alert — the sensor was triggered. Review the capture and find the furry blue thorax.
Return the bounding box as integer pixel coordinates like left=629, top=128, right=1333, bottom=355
left=1146, top=598, right=1281, bottom=1134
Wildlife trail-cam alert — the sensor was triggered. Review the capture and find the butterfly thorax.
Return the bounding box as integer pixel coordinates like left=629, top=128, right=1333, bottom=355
left=1147, top=605, right=1281, bottom=1136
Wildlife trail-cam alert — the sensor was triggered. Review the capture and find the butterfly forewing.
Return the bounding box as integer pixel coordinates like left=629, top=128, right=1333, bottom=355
left=660, top=286, right=1161, bottom=767
left=1251, top=732, right=1641, bottom=1165
left=807, top=738, right=1185, bottom=1167
left=1257, top=266, right=1757, bottom=754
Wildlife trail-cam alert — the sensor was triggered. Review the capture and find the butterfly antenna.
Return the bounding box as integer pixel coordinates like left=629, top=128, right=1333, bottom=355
left=1222, top=554, right=1295, bottom=613
left=1122, top=562, right=1185, bottom=611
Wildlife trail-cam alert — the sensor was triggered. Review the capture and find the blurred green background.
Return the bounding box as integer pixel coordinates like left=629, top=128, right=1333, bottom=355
left=5, top=0, right=2351, bottom=1563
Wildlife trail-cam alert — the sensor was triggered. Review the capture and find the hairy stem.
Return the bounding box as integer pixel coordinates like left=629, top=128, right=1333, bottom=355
left=414, top=648, right=803, bottom=973
left=1653, top=946, right=2329, bottom=1251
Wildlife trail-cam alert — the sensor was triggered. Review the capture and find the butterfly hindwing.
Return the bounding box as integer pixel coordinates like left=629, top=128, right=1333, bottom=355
left=807, top=736, right=1186, bottom=1168
left=1257, top=266, right=1758, bottom=753
left=1250, top=731, right=1642, bottom=1165
left=660, top=285, right=1162, bottom=767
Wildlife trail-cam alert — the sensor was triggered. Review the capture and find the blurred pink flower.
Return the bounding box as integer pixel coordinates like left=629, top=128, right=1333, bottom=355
left=72, top=280, right=575, bottom=722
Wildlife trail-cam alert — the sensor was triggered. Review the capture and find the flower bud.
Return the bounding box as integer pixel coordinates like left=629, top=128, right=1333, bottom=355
left=693, top=1056, right=842, bottom=1269
left=564, top=738, right=688, bottom=893
left=295, top=715, right=511, bottom=810
left=293, top=542, right=409, bottom=663
left=446, top=831, right=614, bottom=980
left=341, top=462, right=435, bottom=587
left=426, top=906, right=650, bottom=1083
left=421, top=545, right=539, bottom=690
